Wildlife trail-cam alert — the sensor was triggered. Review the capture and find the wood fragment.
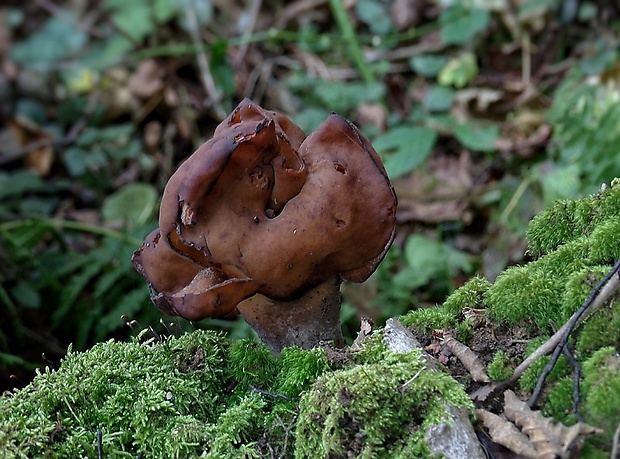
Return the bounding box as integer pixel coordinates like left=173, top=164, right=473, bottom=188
left=443, top=332, right=490, bottom=383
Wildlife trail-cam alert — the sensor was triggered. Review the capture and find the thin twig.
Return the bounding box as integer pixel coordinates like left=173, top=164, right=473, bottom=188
left=233, top=0, right=263, bottom=67
left=185, top=0, right=226, bottom=120
left=561, top=344, right=584, bottom=422
left=249, top=385, right=294, bottom=401
left=97, top=428, right=103, bottom=459
left=611, top=419, right=620, bottom=459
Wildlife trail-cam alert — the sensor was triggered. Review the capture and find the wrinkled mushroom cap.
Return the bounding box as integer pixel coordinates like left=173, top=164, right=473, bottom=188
left=132, top=99, right=397, bottom=321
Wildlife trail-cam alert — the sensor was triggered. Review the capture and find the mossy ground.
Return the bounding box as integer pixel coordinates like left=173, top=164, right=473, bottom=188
left=0, top=328, right=471, bottom=458
left=2, top=181, right=619, bottom=458
left=401, top=179, right=620, bottom=455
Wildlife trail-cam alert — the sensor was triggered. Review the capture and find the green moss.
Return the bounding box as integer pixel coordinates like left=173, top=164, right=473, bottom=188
left=545, top=375, right=581, bottom=425
left=442, top=275, right=491, bottom=315
left=588, top=217, right=620, bottom=263
left=350, top=332, right=391, bottom=365
left=400, top=305, right=456, bottom=331
left=228, top=339, right=278, bottom=392
left=526, top=180, right=620, bottom=258
left=455, top=319, right=473, bottom=342
left=526, top=198, right=588, bottom=258
left=274, top=346, right=331, bottom=399
left=400, top=276, right=490, bottom=335
left=295, top=350, right=473, bottom=459
left=518, top=337, right=570, bottom=392
left=576, top=299, right=620, bottom=356
left=486, top=265, right=564, bottom=331
left=0, top=330, right=234, bottom=457
left=581, top=347, right=620, bottom=444
left=487, top=350, right=513, bottom=381
left=0, top=327, right=474, bottom=458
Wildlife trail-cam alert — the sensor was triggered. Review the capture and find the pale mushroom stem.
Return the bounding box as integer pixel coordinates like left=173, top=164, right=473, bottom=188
left=235, top=277, right=345, bottom=353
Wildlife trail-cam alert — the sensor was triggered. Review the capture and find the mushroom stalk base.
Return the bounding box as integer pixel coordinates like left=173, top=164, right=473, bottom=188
left=236, top=277, right=344, bottom=353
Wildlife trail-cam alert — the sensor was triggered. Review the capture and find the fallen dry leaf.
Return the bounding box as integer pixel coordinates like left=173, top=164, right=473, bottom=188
left=503, top=390, right=603, bottom=459
left=393, top=151, right=475, bottom=224
left=8, top=117, right=55, bottom=177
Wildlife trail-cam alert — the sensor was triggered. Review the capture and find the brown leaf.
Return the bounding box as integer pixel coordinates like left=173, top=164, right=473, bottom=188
left=8, top=117, right=55, bottom=177
left=393, top=151, right=475, bottom=223
left=390, top=0, right=427, bottom=31
left=503, top=390, right=603, bottom=459
left=127, top=59, right=165, bottom=100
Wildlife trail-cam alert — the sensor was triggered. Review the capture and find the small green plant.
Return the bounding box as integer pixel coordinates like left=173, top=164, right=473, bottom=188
left=487, top=350, right=513, bottom=381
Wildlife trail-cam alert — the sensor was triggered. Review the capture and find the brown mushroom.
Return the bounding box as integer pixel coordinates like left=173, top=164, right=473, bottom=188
left=132, top=99, right=397, bottom=352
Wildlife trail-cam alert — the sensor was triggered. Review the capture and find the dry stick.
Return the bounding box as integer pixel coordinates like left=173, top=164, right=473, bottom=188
left=611, top=419, right=620, bottom=459
left=528, top=256, right=620, bottom=408
left=233, top=0, right=263, bottom=68
left=185, top=1, right=226, bottom=120
left=561, top=344, right=584, bottom=422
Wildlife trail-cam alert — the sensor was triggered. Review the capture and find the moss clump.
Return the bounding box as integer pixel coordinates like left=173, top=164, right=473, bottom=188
left=526, top=178, right=620, bottom=258
left=486, top=265, right=564, bottom=331
left=400, top=276, right=490, bottom=333
left=0, top=331, right=325, bottom=458
left=0, top=330, right=233, bottom=457
left=545, top=376, right=576, bottom=422
left=581, top=347, right=620, bottom=444
left=486, top=181, right=620, bottom=332
left=0, top=326, right=473, bottom=458
left=295, top=349, right=473, bottom=459
left=228, top=338, right=279, bottom=392
left=274, top=346, right=331, bottom=399
left=487, top=350, right=513, bottom=381
left=442, top=275, right=491, bottom=315
left=399, top=305, right=456, bottom=331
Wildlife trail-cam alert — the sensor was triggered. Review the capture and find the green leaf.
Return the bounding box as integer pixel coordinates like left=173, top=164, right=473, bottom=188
left=423, top=85, right=455, bottom=112
left=102, top=183, right=158, bottom=229
left=11, top=280, right=41, bottom=309
left=438, top=53, right=478, bottom=88
left=404, top=234, right=473, bottom=288
left=409, top=54, right=448, bottom=77
left=210, top=40, right=235, bottom=98
left=440, top=6, right=489, bottom=45
left=154, top=0, right=177, bottom=23
left=453, top=122, right=498, bottom=152
left=107, top=2, right=154, bottom=42
left=375, top=126, right=437, bottom=179
left=0, top=170, right=45, bottom=200
left=314, top=81, right=385, bottom=113
left=62, top=147, right=107, bottom=177
left=537, top=163, right=582, bottom=206
left=355, top=0, right=393, bottom=34
left=10, top=12, right=87, bottom=66
left=54, top=261, right=106, bottom=326
left=292, top=108, right=329, bottom=133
